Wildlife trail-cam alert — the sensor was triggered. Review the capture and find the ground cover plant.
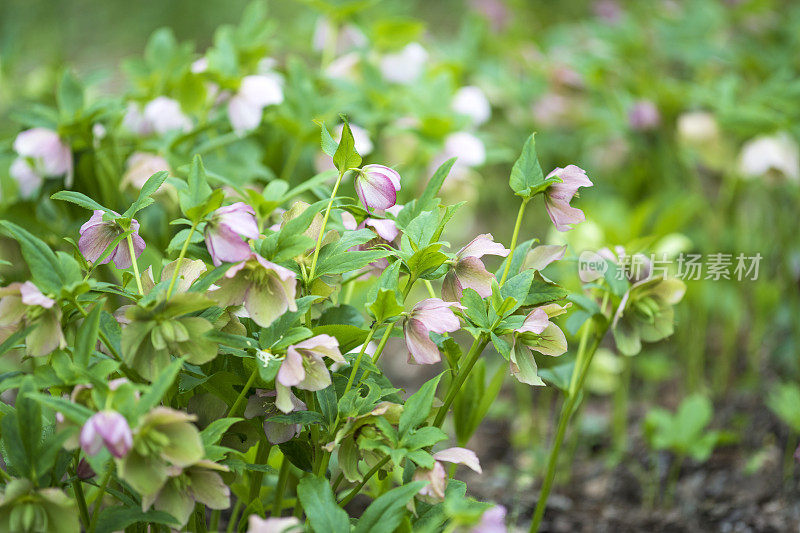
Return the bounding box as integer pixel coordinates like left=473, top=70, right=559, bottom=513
left=0, top=1, right=798, bottom=531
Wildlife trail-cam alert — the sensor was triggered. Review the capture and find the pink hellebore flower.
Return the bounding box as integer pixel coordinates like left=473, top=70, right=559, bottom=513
left=78, top=210, right=145, bottom=269
left=211, top=253, right=297, bottom=328
left=414, top=447, right=482, bottom=500
left=404, top=299, right=464, bottom=365
left=228, top=74, right=284, bottom=134
left=80, top=411, right=133, bottom=458
left=205, top=202, right=260, bottom=266
left=276, top=335, right=345, bottom=413
left=244, top=389, right=307, bottom=444
left=11, top=128, right=73, bottom=195
left=247, top=516, right=302, bottom=533
left=0, top=281, right=65, bottom=357
left=442, top=234, right=510, bottom=302
left=143, top=97, right=193, bottom=134
left=628, top=100, right=661, bottom=131
left=122, top=152, right=170, bottom=190
left=544, top=165, right=593, bottom=232
left=355, top=165, right=402, bottom=211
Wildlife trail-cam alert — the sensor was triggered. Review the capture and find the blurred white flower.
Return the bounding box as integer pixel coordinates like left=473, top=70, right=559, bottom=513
left=444, top=132, right=486, bottom=167
left=335, top=123, right=373, bottom=155
left=325, top=52, right=360, bottom=81
left=122, top=152, right=171, bottom=190
left=452, top=86, right=491, bottom=126
left=143, top=97, right=193, bottom=134
left=313, top=17, right=367, bottom=53
left=10, top=128, right=73, bottom=195
left=676, top=111, right=718, bottom=144
left=738, top=132, right=799, bottom=182
left=191, top=57, right=209, bottom=73
left=227, top=74, right=284, bottom=134
left=379, top=43, right=428, bottom=85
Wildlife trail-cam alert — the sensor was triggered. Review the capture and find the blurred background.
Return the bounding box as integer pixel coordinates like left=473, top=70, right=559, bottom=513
left=1, top=0, right=799, bottom=529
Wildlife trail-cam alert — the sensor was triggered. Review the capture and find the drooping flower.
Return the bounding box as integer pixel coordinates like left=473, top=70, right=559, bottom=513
left=122, top=152, right=170, bottom=190
left=211, top=253, right=297, bottom=328
left=276, top=335, right=345, bottom=413
left=247, top=516, right=302, bottom=533
left=205, top=202, right=260, bottom=266
left=543, top=165, right=593, bottom=232
left=10, top=128, right=73, bottom=195
left=341, top=208, right=401, bottom=276
left=510, top=306, right=569, bottom=386
left=404, top=299, right=464, bottom=364
left=628, top=100, right=660, bottom=131
left=522, top=244, right=567, bottom=272
left=414, top=447, right=482, bottom=500
left=379, top=42, right=428, bottom=84
left=738, top=132, right=800, bottom=183
left=228, top=74, right=284, bottom=134
left=78, top=210, right=145, bottom=269
left=452, top=86, right=491, bottom=126
left=80, top=411, right=133, bottom=458
left=442, top=234, right=510, bottom=302
left=0, top=281, right=65, bottom=357
left=355, top=165, right=402, bottom=211
left=245, top=389, right=307, bottom=444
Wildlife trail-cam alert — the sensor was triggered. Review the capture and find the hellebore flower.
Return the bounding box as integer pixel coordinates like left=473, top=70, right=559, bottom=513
left=228, top=74, right=284, bottom=134
left=355, top=165, right=402, bottom=211
left=211, top=253, right=297, bottom=328
left=341, top=209, right=401, bottom=277
left=612, top=276, right=686, bottom=356
left=10, top=128, right=73, bottom=195
left=205, top=202, right=260, bottom=266
left=80, top=411, right=133, bottom=458
left=628, top=100, right=660, bottom=131
left=245, top=389, right=307, bottom=444
left=676, top=111, right=719, bottom=145
left=248, top=516, right=302, bottom=533
left=0, top=478, right=80, bottom=533
left=543, top=165, right=593, bottom=232
left=452, top=86, right=491, bottom=126
left=442, top=234, right=510, bottom=302
left=143, top=97, right=192, bottom=134
left=117, top=407, right=206, bottom=500
left=522, top=244, right=567, bottom=272
left=276, top=335, right=345, bottom=413
left=444, top=132, right=486, bottom=168
left=78, top=210, right=145, bottom=269
left=414, top=447, right=482, bottom=500
left=471, top=505, right=508, bottom=533
left=404, top=299, right=464, bottom=364
left=738, top=132, right=800, bottom=183
left=142, top=258, right=207, bottom=295
left=0, top=281, right=65, bottom=357
left=122, top=152, right=170, bottom=190
left=379, top=42, right=428, bottom=84
left=510, top=306, right=569, bottom=386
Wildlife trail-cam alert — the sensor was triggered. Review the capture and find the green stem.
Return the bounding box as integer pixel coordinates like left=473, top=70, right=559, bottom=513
left=308, top=170, right=346, bottom=281
left=126, top=235, right=143, bottom=296
left=248, top=441, right=272, bottom=505
left=433, top=335, right=490, bottom=428
left=166, top=220, right=199, bottom=299
left=210, top=510, right=221, bottom=531
left=529, top=322, right=608, bottom=533
left=71, top=473, right=91, bottom=531
left=423, top=280, right=437, bottom=298
left=499, top=198, right=528, bottom=285
left=338, top=456, right=390, bottom=507
left=342, top=324, right=378, bottom=398
left=228, top=367, right=259, bottom=417
left=89, top=462, right=113, bottom=533
left=225, top=500, right=243, bottom=533
left=271, top=455, right=291, bottom=517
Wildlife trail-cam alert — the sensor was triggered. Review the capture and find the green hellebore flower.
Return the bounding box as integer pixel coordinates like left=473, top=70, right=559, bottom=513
left=0, top=479, right=79, bottom=533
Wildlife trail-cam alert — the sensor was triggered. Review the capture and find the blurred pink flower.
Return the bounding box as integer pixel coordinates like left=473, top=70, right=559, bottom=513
left=471, top=505, right=507, bottom=533
left=212, top=253, right=297, bottom=327
left=143, top=97, right=192, bottom=134
left=79, top=210, right=145, bottom=269
left=355, top=165, right=402, bottom=211
left=122, top=152, right=170, bottom=190
left=404, top=299, right=464, bottom=364
left=80, top=411, right=133, bottom=458
left=628, top=100, right=661, bottom=131
left=205, top=202, right=260, bottom=266
left=442, top=234, right=510, bottom=302
left=276, top=335, right=344, bottom=413
left=11, top=128, right=73, bottom=194
left=452, top=86, right=491, bottom=126
left=0, top=282, right=64, bottom=357
left=544, top=165, right=592, bottom=232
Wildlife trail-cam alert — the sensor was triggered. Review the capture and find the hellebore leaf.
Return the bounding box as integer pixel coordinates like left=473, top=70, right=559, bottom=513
left=298, top=476, right=351, bottom=533
left=333, top=120, right=362, bottom=171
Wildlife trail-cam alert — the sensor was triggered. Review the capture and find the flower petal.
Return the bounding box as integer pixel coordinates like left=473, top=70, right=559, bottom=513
left=404, top=318, right=441, bottom=364
left=432, top=447, right=482, bottom=473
